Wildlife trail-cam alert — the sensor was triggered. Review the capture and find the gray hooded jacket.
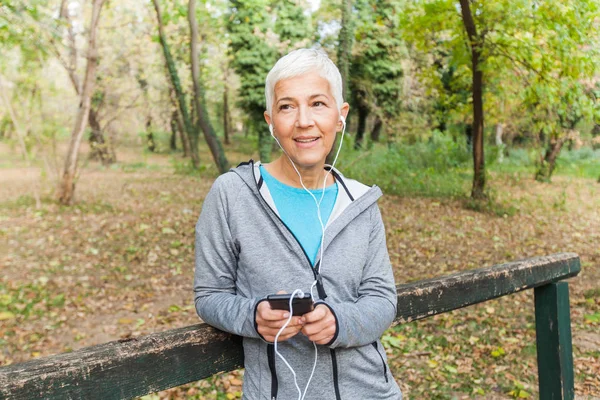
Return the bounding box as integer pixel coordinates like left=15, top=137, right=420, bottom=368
left=194, top=160, right=402, bottom=400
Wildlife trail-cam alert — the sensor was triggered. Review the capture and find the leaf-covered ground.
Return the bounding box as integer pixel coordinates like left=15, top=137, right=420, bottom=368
left=1, top=146, right=599, bottom=399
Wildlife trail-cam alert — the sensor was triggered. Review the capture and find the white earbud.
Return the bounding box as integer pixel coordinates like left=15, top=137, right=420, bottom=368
left=269, top=124, right=274, bottom=136
left=339, top=115, right=346, bottom=129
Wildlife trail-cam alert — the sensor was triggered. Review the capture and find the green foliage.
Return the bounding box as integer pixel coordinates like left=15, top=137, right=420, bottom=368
left=273, top=0, right=313, bottom=52
left=350, top=0, right=404, bottom=134
left=227, top=0, right=313, bottom=161
left=337, top=134, right=472, bottom=197
left=227, top=0, right=277, bottom=160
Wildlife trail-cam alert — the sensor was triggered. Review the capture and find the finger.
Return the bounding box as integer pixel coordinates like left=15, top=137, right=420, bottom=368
left=259, top=316, right=303, bottom=329
left=260, top=325, right=302, bottom=342
left=305, top=324, right=336, bottom=343
left=259, top=307, right=291, bottom=321
left=302, top=314, right=335, bottom=336
left=312, top=334, right=335, bottom=345
left=302, top=305, right=327, bottom=323
left=276, top=290, right=288, bottom=294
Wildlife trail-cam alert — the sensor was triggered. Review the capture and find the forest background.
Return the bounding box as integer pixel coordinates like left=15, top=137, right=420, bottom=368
left=1, top=0, right=599, bottom=398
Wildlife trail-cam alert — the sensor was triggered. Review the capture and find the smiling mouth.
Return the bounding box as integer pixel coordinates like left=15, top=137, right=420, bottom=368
left=294, top=137, right=319, bottom=143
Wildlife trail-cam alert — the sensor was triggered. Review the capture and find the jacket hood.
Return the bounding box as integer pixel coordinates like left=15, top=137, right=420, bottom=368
left=230, top=160, right=383, bottom=255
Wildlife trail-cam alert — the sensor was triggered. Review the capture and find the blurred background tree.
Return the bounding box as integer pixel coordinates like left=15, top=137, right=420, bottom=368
left=0, top=0, right=598, bottom=202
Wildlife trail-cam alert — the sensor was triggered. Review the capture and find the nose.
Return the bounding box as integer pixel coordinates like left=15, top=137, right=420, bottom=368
left=295, top=105, right=314, bottom=128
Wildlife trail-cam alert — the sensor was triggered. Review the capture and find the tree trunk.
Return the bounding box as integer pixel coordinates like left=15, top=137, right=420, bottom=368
left=169, top=111, right=178, bottom=151
left=370, top=116, right=383, bottom=143
left=188, top=0, right=229, bottom=173
left=169, top=89, right=190, bottom=157
left=495, top=122, right=504, bottom=163
left=146, top=115, right=156, bottom=152
left=59, top=0, right=105, bottom=205
left=459, top=0, right=485, bottom=199
left=223, top=68, right=231, bottom=145
left=338, top=0, right=352, bottom=100
left=152, top=0, right=199, bottom=168
left=88, top=107, right=115, bottom=165
left=354, top=105, right=369, bottom=150
left=258, top=124, right=272, bottom=162
left=59, top=0, right=81, bottom=95
left=175, top=108, right=190, bottom=157
left=0, top=77, right=41, bottom=208
left=535, top=135, right=567, bottom=182
left=327, top=0, right=353, bottom=165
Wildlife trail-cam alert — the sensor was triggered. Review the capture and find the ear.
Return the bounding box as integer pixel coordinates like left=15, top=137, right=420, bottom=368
left=264, top=111, right=272, bottom=126
left=338, top=102, right=350, bottom=130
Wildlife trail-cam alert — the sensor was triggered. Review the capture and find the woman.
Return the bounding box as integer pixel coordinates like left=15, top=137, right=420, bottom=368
left=194, top=48, right=402, bottom=399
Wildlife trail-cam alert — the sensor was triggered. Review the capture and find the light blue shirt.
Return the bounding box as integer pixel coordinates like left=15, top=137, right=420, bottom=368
left=260, top=165, right=338, bottom=265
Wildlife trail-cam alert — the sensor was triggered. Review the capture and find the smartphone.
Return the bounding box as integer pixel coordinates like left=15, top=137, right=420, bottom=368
left=267, top=293, right=314, bottom=316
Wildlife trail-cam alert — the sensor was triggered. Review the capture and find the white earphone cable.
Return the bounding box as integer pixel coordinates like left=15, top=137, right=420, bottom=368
left=269, top=115, right=347, bottom=400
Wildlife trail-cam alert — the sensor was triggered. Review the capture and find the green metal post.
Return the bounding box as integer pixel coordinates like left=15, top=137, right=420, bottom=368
left=534, top=282, right=575, bottom=400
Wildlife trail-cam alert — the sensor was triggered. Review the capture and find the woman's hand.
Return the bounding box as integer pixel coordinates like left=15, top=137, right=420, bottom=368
left=256, top=297, right=304, bottom=343
left=301, top=304, right=337, bottom=345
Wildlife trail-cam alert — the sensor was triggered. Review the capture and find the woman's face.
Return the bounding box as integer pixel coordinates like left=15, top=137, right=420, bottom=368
left=264, top=72, right=349, bottom=169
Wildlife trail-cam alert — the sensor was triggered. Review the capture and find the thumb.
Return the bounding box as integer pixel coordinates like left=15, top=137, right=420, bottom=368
left=276, top=290, right=288, bottom=294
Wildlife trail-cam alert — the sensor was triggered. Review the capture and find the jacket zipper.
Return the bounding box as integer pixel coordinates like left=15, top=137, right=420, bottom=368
left=251, top=163, right=328, bottom=298
left=330, top=349, right=342, bottom=400
left=372, top=342, right=389, bottom=383
left=267, top=344, right=278, bottom=399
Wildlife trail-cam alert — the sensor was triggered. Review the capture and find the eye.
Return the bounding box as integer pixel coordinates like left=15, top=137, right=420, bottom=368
left=278, top=104, right=292, bottom=111
left=313, top=101, right=326, bottom=107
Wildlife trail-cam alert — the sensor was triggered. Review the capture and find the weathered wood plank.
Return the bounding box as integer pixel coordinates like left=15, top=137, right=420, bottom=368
left=0, top=324, right=243, bottom=400
left=535, top=282, right=575, bottom=400
left=394, top=252, right=580, bottom=324
left=0, top=253, right=580, bottom=400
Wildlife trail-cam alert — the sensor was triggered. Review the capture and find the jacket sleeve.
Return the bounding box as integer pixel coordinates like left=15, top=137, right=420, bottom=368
left=323, top=204, right=397, bottom=348
left=193, top=175, right=262, bottom=339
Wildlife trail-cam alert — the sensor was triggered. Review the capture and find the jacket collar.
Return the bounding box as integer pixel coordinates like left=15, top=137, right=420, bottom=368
left=231, top=159, right=382, bottom=231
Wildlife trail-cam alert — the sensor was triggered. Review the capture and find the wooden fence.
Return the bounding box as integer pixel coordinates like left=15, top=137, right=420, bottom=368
left=0, top=252, right=580, bottom=399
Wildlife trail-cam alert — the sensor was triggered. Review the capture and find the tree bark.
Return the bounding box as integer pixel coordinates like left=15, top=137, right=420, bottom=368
left=354, top=105, right=369, bottom=150
left=88, top=107, right=115, bottom=165
left=152, top=0, right=199, bottom=168
left=459, top=0, right=485, bottom=199
left=169, top=89, right=190, bottom=157
left=59, top=0, right=105, bottom=205
left=327, top=0, right=353, bottom=165
left=223, top=68, right=231, bottom=145
left=146, top=115, right=156, bottom=152
left=495, top=122, right=505, bottom=163
left=169, top=111, right=178, bottom=151
left=188, top=0, right=229, bottom=173
left=535, top=134, right=569, bottom=182
left=59, top=0, right=81, bottom=95
left=0, top=77, right=41, bottom=208
left=338, top=0, right=352, bottom=100
left=370, top=115, right=383, bottom=143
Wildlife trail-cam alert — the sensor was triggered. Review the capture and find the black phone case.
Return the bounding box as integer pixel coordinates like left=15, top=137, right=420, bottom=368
left=267, top=294, right=314, bottom=316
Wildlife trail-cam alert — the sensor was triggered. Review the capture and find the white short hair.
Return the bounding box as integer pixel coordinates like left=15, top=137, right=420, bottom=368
left=265, top=48, right=344, bottom=117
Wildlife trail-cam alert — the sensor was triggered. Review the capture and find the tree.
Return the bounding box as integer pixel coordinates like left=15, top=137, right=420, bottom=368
left=273, top=0, right=313, bottom=53
left=337, top=0, right=353, bottom=101
left=458, top=0, right=485, bottom=198
left=59, top=0, right=106, bottom=205
left=227, top=0, right=278, bottom=161
left=403, top=0, right=600, bottom=197
left=188, top=0, right=229, bottom=173
left=151, top=0, right=200, bottom=168
left=350, top=0, right=404, bottom=148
